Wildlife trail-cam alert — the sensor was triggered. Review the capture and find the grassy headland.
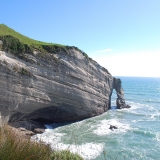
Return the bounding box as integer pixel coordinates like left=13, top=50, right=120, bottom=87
left=0, top=24, right=88, bottom=59
left=0, top=24, right=67, bottom=54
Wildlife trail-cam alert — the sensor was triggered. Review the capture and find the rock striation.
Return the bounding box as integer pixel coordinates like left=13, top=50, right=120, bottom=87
left=0, top=43, right=130, bottom=130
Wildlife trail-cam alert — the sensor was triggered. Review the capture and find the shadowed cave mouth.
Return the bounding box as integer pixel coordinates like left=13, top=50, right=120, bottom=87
left=33, top=118, right=54, bottom=125
left=32, top=118, right=77, bottom=129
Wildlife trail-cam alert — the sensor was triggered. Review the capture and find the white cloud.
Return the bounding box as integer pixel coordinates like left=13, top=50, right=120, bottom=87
left=91, top=50, right=160, bottom=77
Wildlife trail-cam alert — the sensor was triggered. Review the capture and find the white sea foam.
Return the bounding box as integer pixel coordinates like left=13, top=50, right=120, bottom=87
left=150, top=112, right=160, bottom=120
left=32, top=128, right=104, bottom=160
left=50, top=142, right=104, bottom=160
left=126, top=101, right=143, bottom=110
left=156, top=132, right=160, bottom=142
left=93, top=119, right=130, bottom=136
left=32, top=129, right=65, bottom=144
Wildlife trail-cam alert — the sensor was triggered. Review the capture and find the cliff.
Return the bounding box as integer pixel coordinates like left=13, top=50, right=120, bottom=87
left=0, top=24, right=130, bottom=130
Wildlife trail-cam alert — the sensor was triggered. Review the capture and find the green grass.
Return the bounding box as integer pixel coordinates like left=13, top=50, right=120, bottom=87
left=0, top=125, right=83, bottom=160
left=0, top=24, right=67, bottom=54
left=0, top=24, right=63, bottom=47
left=0, top=24, right=89, bottom=60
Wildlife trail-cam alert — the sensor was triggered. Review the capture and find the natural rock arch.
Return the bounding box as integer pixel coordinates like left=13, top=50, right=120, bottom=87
left=113, top=78, right=131, bottom=109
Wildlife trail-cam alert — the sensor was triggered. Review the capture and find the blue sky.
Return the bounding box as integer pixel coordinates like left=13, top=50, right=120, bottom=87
left=0, top=0, right=160, bottom=77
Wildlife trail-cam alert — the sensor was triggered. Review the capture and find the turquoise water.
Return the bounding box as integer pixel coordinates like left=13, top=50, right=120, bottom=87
left=32, top=77, right=160, bottom=160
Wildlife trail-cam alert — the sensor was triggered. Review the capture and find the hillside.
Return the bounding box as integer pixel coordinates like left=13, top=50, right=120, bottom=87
left=0, top=24, right=87, bottom=57
left=0, top=24, right=63, bottom=49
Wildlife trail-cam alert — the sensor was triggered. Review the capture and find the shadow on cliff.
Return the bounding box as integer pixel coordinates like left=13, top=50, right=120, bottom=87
left=8, top=106, right=89, bottom=131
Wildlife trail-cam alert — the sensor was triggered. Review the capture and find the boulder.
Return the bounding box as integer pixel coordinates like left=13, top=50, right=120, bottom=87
left=109, top=125, right=118, bottom=130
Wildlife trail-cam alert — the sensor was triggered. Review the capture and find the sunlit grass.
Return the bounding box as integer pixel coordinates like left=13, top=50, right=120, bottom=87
left=0, top=125, right=83, bottom=160
left=0, top=24, right=89, bottom=60
left=0, top=24, right=63, bottom=47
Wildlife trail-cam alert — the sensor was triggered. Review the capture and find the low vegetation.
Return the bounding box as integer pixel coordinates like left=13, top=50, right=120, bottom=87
left=0, top=24, right=89, bottom=60
left=0, top=125, right=83, bottom=160
left=0, top=24, right=62, bottom=49
left=20, top=67, right=33, bottom=76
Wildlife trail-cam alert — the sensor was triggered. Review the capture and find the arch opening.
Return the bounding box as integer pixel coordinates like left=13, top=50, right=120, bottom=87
left=112, top=78, right=131, bottom=109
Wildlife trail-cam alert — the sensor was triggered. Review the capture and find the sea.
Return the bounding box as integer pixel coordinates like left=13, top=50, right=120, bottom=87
left=32, top=77, right=160, bottom=160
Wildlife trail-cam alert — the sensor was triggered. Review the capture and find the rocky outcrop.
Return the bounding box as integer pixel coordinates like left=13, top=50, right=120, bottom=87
left=113, top=78, right=131, bottom=109
left=0, top=46, right=130, bottom=129
left=0, top=48, right=114, bottom=124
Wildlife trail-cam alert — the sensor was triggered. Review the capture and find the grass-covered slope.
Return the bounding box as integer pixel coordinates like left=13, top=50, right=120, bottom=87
left=0, top=24, right=52, bottom=45
left=0, top=24, right=68, bottom=54
left=0, top=24, right=88, bottom=58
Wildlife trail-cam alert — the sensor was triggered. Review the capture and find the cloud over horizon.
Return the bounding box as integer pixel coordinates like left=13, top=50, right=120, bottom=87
left=91, top=49, right=160, bottom=77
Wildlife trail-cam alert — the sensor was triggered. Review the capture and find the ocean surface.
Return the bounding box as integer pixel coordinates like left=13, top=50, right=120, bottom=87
left=32, top=77, right=160, bottom=160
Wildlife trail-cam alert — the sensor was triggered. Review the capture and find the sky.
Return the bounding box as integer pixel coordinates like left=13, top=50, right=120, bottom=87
left=0, top=0, right=160, bottom=77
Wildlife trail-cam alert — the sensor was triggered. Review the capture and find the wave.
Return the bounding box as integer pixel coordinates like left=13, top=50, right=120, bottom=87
left=32, top=128, right=104, bottom=160
left=120, top=100, right=159, bottom=111
left=93, top=119, right=130, bottom=136
left=132, top=129, right=155, bottom=137
left=150, top=113, right=160, bottom=120
left=50, top=142, right=104, bottom=160
left=32, top=129, right=65, bottom=144
left=119, top=109, right=160, bottom=122
left=31, top=91, right=160, bottom=160
left=143, top=99, right=160, bottom=103
left=125, top=92, right=147, bottom=96
left=156, top=132, right=160, bottom=142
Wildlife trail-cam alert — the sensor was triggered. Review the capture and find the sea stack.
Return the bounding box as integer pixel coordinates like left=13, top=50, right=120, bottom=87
left=113, top=78, right=131, bottom=109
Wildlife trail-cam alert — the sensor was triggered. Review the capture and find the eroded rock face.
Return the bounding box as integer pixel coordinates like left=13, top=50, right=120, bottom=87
left=0, top=49, right=114, bottom=124
left=113, top=78, right=131, bottom=109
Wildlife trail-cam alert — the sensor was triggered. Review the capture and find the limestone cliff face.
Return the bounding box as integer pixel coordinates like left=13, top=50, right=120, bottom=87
left=0, top=48, right=114, bottom=123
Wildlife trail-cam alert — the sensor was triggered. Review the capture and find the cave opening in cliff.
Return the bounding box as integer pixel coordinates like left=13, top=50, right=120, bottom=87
left=33, top=118, right=54, bottom=124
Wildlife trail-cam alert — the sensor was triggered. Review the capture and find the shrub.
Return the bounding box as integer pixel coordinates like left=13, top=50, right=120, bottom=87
left=2, top=35, right=25, bottom=54
left=51, top=150, right=83, bottom=160
left=0, top=125, right=51, bottom=160
left=0, top=125, right=83, bottom=160
left=20, top=67, right=33, bottom=77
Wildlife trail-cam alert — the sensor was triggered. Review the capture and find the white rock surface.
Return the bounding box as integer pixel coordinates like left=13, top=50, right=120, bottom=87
left=0, top=49, right=114, bottom=123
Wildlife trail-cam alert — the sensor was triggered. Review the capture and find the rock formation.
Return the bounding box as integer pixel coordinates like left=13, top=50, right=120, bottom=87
left=0, top=48, right=115, bottom=127
left=109, top=125, right=118, bottom=130
left=0, top=25, right=130, bottom=130
left=113, top=78, right=131, bottom=109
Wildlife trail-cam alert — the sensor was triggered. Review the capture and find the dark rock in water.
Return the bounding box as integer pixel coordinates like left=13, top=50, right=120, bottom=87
left=116, top=98, right=131, bottom=109
left=109, top=125, right=118, bottom=130
left=113, top=78, right=131, bottom=109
